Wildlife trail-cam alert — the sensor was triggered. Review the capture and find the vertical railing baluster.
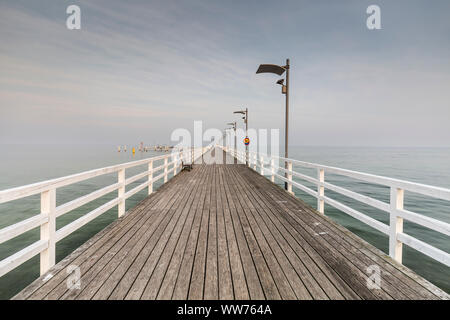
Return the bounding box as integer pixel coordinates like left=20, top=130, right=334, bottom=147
left=270, top=158, right=275, bottom=182
left=164, top=157, right=168, bottom=183
left=148, top=160, right=153, bottom=195
left=253, top=154, right=257, bottom=170
left=260, top=155, right=264, bottom=175
left=317, top=168, right=325, bottom=214
left=173, top=153, right=178, bottom=176
left=389, top=187, right=404, bottom=263
left=287, top=161, right=293, bottom=194
left=40, top=188, right=56, bottom=275
left=118, top=168, right=125, bottom=217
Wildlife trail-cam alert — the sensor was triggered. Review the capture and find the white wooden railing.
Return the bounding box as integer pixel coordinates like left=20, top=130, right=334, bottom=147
left=221, top=146, right=450, bottom=267
left=0, top=146, right=211, bottom=278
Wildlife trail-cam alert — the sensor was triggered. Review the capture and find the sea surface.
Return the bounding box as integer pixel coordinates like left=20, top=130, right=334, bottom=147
left=0, top=144, right=449, bottom=299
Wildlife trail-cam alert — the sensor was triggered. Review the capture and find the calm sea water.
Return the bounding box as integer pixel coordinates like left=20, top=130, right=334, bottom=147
left=0, top=144, right=449, bottom=298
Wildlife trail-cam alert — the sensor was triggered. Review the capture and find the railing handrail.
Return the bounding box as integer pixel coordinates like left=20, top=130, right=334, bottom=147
left=244, top=149, right=450, bottom=202
left=0, top=146, right=212, bottom=278
left=0, top=147, right=206, bottom=204
left=222, top=146, right=450, bottom=268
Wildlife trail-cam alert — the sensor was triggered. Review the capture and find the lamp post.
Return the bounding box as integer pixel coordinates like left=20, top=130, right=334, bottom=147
left=256, top=58, right=290, bottom=190
left=234, top=108, right=248, bottom=165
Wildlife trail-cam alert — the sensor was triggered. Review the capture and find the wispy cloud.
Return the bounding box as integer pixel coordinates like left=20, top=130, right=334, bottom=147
left=0, top=0, right=449, bottom=146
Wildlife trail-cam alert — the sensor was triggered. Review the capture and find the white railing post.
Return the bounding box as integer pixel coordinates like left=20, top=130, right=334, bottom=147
left=260, top=155, right=264, bottom=175
left=118, top=168, right=125, bottom=217
left=317, top=169, right=325, bottom=214
left=253, top=154, right=257, bottom=170
left=270, top=158, right=275, bottom=182
left=287, top=161, right=293, bottom=194
left=40, top=188, right=56, bottom=275
left=389, top=187, right=404, bottom=263
left=148, top=160, right=153, bottom=195
left=173, top=153, right=178, bottom=176
left=164, top=157, right=168, bottom=183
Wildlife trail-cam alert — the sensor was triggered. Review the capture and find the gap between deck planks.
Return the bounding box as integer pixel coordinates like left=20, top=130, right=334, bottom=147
left=13, top=149, right=449, bottom=300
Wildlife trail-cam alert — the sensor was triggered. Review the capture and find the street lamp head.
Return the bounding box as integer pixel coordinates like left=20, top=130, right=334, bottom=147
left=256, top=64, right=286, bottom=76
left=233, top=111, right=245, bottom=115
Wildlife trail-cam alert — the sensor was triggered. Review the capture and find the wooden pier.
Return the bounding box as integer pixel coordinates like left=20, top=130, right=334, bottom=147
left=13, top=149, right=449, bottom=300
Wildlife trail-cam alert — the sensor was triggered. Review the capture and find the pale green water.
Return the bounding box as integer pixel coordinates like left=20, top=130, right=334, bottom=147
left=0, top=144, right=449, bottom=298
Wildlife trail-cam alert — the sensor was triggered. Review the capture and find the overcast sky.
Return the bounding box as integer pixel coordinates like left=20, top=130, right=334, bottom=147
left=1, top=0, right=449, bottom=146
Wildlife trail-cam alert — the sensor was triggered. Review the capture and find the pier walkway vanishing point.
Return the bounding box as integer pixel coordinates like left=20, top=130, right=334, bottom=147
left=2, top=147, right=449, bottom=300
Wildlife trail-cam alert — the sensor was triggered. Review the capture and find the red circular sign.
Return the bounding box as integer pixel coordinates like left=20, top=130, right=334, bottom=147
left=244, top=137, right=250, bottom=145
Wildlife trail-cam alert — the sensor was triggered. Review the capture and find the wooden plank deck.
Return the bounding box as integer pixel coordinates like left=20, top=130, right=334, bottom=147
left=13, top=149, right=449, bottom=300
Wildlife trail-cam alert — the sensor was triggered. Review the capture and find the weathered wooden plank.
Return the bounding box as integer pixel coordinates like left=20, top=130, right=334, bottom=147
left=265, top=180, right=413, bottom=299
left=25, top=180, right=180, bottom=300
left=54, top=165, right=197, bottom=299
left=225, top=166, right=296, bottom=299
left=224, top=165, right=317, bottom=299
left=156, top=166, right=208, bottom=299
left=255, top=169, right=440, bottom=299
left=215, top=166, right=234, bottom=300
left=108, top=166, right=206, bottom=300
left=14, top=149, right=449, bottom=300
left=14, top=178, right=180, bottom=300
left=170, top=167, right=211, bottom=300
left=258, top=169, right=443, bottom=299
left=227, top=165, right=359, bottom=299
left=237, top=166, right=383, bottom=299
left=221, top=166, right=265, bottom=300
left=140, top=165, right=209, bottom=299
left=217, top=166, right=249, bottom=300
left=188, top=165, right=214, bottom=299
left=204, top=165, right=219, bottom=299
left=59, top=171, right=192, bottom=300
left=122, top=166, right=207, bottom=300
left=237, top=165, right=394, bottom=299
